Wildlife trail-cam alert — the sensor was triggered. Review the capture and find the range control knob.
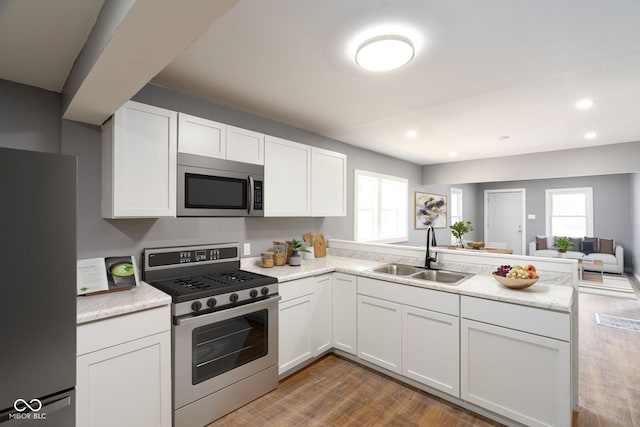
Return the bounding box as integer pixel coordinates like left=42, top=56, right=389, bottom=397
left=250, top=289, right=258, bottom=298
left=207, top=298, right=217, bottom=308
left=191, top=301, right=202, bottom=312
left=261, top=287, right=270, bottom=296
left=230, top=293, right=239, bottom=303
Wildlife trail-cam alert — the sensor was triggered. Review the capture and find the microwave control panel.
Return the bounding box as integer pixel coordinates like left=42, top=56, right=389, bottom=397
left=254, top=180, right=263, bottom=210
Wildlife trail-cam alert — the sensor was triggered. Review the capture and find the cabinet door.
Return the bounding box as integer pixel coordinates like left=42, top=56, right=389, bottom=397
left=332, top=273, right=357, bottom=354
left=311, top=147, right=347, bottom=216
left=402, top=306, right=459, bottom=397
left=279, top=294, right=315, bottom=375
left=103, top=101, right=177, bottom=218
left=314, top=274, right=333, bottom=355
left=76, top=331, right=171, bottom=427
left=357, top=295, right=401, bottom=374
left=226, top=125, right=264, bottom=165
left=264, top=136, right=311, bottom=216
left=177, top=113, right=226, bottom=158
left=461, top=319, right=571, bottom=427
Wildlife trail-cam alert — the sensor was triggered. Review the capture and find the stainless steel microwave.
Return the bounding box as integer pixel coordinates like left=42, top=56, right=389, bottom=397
left=177, top=153, right=264, bottom=217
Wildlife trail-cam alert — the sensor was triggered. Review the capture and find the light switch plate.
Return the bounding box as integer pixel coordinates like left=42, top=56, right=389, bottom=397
left=243, top=243, right=251, bottom=256
left=527, top=214, right=536, bottom=220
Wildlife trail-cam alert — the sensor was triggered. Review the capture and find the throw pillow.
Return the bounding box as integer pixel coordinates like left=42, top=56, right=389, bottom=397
left=569, top=237, right=581, bottom=251
left=581, top=240, right=596, bottom=255
left=599, top=238, right=615, bottom=255
left=584, top=236, right=599, bottom=253
left=536, top=236, right=548, bottom=250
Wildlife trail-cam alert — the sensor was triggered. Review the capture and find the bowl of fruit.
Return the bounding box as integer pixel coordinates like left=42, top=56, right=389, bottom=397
left=492, top=264, right=539, bottom=289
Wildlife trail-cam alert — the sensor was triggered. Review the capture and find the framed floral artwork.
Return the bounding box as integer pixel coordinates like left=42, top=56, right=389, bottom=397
left=414, top=192, right=447, bottom=229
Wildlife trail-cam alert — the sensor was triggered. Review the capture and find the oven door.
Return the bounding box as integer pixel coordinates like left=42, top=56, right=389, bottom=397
left=173, top=296, right=280, bottom=409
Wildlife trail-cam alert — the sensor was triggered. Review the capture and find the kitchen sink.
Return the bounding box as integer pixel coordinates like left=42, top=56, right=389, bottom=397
left=370, top=263, right=422, bottom=276
left=367, top=264, right=473, bottom=285
left=410, top=269, right=469, bottom=284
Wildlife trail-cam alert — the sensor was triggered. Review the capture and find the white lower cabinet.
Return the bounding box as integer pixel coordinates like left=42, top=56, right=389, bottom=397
left=279, top=293, right=315, bottom=374
left=461, top=296, right=571, bottom=427
left=278, top=274, right=334, bottom=375
left=402, top=306, right=460, bottom=397
left=357, top=295, right=402, bottom=374
left=332, top=273, right=357, bottom=354
left=76, top=306, right=171, bottom=427
left=314, top=274, right=333, bottom=355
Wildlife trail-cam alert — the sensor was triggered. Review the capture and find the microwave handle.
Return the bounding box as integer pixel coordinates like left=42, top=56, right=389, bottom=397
left=248, top=175, right=254, bottom=215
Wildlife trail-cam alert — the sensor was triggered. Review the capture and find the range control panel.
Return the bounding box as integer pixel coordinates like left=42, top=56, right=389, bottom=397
left=145, top=243, right=240, bottom=269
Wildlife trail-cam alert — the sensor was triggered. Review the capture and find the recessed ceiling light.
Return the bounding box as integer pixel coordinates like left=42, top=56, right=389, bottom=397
left=584, top=132, right=597, bottom=139
left=576, top=99, right=594, bottom=110
left=356, top=35, right=414, bottom=72
left=498, top=135, right=511, bottom=141
left=449, top=151, right=458, bottom=157
left=406, top=130, right=417, bottom=138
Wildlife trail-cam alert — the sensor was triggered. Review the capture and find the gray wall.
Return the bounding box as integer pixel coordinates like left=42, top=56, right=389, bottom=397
left=59, top=83, right=428, bottom=261
left=477, top=174, right=633, bottom=269
left=0, top=79, right=61, bottom=153
left=420, top=183, right=480, bottom=245
left=632, top=173, right=640, bottom=277
left=423, top=141, right=640, bottom=185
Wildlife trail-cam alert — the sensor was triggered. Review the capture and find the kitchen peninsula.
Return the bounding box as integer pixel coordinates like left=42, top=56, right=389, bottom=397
left=242, top=239, right=578, bottom=427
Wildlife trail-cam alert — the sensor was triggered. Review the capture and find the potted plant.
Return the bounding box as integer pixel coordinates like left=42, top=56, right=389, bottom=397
left=450, top=220, right=473, bottom=248
left=553, top=236, right=574, bottom=254
left=288, top=238, right=310, bottom=266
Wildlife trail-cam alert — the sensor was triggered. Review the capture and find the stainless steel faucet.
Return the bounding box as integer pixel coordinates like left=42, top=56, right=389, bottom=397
left=425, top=225, right=438, bottom=270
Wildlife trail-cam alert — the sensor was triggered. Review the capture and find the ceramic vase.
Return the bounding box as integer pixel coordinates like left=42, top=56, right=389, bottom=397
left=289, top=251, right=302, bottom=266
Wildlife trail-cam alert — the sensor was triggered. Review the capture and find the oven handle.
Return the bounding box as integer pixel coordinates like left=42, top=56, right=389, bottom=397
left=175, top=295, right=281, bottom=326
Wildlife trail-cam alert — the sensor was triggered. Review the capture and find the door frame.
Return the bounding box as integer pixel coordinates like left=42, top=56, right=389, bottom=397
left=484, top=188, right=527, bottom=255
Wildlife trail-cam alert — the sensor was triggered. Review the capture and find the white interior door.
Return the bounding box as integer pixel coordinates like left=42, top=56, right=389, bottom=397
left=485, top=189, right=526, bottom=255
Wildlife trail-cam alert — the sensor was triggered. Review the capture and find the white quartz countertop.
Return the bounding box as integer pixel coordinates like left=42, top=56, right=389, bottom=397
left=241, top=255, right=574, bottom=312
left=77, top=281, right=171, bottom=324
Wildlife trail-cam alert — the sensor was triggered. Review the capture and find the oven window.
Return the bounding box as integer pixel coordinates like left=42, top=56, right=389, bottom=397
left=192, top=309, right=268, bottom=385
left=185, top=173, right=248, bottom=210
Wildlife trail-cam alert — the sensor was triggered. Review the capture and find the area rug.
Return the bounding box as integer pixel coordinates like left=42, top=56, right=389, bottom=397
left=579, top=274, right=637, bottom=299
left=595, top=313, right=640, bottom=332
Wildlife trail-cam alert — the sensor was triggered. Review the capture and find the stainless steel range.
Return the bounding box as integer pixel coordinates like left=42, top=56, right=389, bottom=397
left=143, top=243, right=280, bottom=427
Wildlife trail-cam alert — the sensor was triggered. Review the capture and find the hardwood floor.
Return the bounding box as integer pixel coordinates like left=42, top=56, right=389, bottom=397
left=209, top=275, right=640, bottom=427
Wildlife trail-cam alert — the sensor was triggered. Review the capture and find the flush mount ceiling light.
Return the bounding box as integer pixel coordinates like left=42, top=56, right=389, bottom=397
left=584, top=131, right=597, bottom=140
left=406, top=129, right=417, bottom=139
left=356, top=35, right=414, bottom=72
left=576, top=99, right=594, bottom=110
left=448, top=151, right=458, bottom=157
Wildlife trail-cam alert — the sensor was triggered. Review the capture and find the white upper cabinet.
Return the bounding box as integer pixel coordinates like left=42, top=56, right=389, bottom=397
left=264, top=136, right=311, bottom=216
left=311, top=147, right=347, bottom=216
left=177, top=113, right=226, bottom=158
left=226, top=125, right=265, bottom=165
left=102, top=101, right=177, bottom=218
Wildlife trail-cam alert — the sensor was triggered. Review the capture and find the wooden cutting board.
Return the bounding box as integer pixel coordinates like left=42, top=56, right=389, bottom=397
left=314, top=233, right=326, bottom=258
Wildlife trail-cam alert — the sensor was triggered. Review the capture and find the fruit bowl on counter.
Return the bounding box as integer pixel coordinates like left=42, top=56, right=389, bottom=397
left=492, top=264, right=538, bottom=289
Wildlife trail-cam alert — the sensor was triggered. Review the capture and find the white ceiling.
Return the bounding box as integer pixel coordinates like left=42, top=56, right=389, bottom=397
left=0, top=0, right=104, bottom=92
left=1, top=0, right=639, bottom=166
left=154, top=0, right=640, bottom=165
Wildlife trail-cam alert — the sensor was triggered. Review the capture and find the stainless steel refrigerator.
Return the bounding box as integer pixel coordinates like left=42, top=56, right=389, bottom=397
left=0, top=147, right=77, bottom=426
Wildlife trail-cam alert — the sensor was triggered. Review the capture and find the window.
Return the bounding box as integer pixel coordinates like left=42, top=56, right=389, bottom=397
left=450, top=187, right=463, bottom=244
left=355, top=169, right=408, bottom=243
left=545, top=187, right=594, bottom=237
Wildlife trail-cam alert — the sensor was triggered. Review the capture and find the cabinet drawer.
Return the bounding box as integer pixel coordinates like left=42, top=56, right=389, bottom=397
left=461, top=296, right=569, bottom=341
left=357, top=277, right=459, bottom=316
left=279, top=277, right=317, bottom=302
left=77, top=306, right=170, bottom=356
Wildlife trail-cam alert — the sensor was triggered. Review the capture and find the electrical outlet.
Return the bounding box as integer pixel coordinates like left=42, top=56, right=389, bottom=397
left=243, top=243, right=251, bottom=256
